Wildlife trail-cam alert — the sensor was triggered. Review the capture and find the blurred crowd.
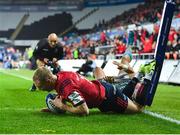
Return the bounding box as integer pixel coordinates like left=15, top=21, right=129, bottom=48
left=93, top=0, right=180, bottom=31
left=0, top=47, right=33, bottom=69
left=59, top=0, right=180, bottom=60
left=60, top=24, right=180, bottom=60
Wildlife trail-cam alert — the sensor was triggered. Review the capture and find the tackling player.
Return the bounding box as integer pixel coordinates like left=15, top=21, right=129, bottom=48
left=94, top=49, right=135, bottom=84
left=32, top=60, right=156, bottom=115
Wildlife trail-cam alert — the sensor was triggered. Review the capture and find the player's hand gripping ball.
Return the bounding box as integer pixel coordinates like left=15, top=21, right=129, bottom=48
left=46, top=93, right=66, bottom=114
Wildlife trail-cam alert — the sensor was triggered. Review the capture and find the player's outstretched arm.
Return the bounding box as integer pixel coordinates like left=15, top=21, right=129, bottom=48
left=52, top=96, right=89, bottom=115
left=113, top=61, right=134, bottom=74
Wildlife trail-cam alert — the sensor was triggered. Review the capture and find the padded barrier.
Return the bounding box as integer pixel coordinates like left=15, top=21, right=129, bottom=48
left=159, top=60, right=178, bottom=83
left=58, top=59, right=180, bottom=84
left=168, top=61, right=180, bottom=84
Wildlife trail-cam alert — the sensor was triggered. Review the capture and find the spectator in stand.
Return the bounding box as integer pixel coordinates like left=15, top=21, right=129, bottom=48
left=141, top=28, right=149, bottom=41
left=141, top=35, right=153, bottom=53
left=73, top=47, right=79, bottom=59
left=100, top=31, right=107, bottom=45
left=131, top=28, right=141, bottom=53
left=128, top=31, right=134, bottom=46
left=165, top=41, right=172, bottom=60
left=89, top=43, right=96, bottom=54
left=151, top=24, right=160, bottom=52
left=0, top=47, right=5, bottom=68
left=178, top=38, right=180, bottom=59
left=115, top=39, right=126, bottom=55
left=106, top=49, right=115, bottom=60
left=177, top=29, right=180, bottom=58
left=81, top=36, right=88, bottom=48
left=171, top=40, right=179, bottom=60
left=64, top=46, right=72, bottom=59
left=12, top=49, right=22, bottom=68
left=165, top=28, right=178, bottom=60
left=3, top=47, right=14, bottom=69
left=27, top=47, right=35, bottom=69
left=168, top=28, right=178, bottom=45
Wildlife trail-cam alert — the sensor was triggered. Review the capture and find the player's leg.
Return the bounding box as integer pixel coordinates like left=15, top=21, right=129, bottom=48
left=132, top=79, right=151, bottom=106
left=132, top=60, right=156, bottom=106
left=94, top=48, right=134, bottom=81
left=110, top=87, right=143, bottom=113
left=93, top=67, right=117, bottom=83
left=116, top=60, right=156, bottom=99
left=125, top=98, right=143, bottom=113
left=113, top=81, right=146, bottom=113
left=118, top=77, right=139, bottom=99
left=98, top=80, right=143, bottom=114
left=93, top=67, right=106, bottom=79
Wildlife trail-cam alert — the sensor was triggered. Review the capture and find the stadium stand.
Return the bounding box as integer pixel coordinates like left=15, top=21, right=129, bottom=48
left=2, top=12, right=74, bottom=39
left=0, top=0, right=180, bottom=67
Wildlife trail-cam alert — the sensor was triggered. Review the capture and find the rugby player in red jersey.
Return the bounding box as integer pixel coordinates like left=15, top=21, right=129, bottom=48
left=33, top=60, right=155, bottom=115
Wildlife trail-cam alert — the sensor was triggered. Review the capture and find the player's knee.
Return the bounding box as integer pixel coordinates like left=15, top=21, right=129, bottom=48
left=125, top=98, right=144, bottom=113
left=93, top=67, right=105, bottom=79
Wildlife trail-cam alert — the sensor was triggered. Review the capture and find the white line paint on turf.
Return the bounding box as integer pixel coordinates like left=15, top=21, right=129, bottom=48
left=0, top=70, right=32, bottom=81
left=143, top=110, right=180, bottom=125
left=1, top=70, right=180, bottom=125
left=0, top=107, right=39, bottom=111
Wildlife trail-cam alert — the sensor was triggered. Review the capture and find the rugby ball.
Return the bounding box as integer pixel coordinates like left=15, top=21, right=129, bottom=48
left=45, top=93, right=66, bottom=114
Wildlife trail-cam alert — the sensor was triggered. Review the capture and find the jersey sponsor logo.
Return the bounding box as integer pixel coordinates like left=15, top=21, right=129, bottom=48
left=68, top=91, right=84, bottom=106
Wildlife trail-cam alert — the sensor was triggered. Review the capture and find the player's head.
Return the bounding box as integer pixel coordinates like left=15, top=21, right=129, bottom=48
left=33, top=67, right=56, bottom=91
left=48, top=33, right=58, bottom=48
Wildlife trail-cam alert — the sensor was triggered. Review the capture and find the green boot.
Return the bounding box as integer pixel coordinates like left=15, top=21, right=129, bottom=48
left=139, top=60, right=156, bottom=75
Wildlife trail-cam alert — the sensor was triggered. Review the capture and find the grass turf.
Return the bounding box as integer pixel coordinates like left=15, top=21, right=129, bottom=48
left=0, top=69, right=180, bottom=134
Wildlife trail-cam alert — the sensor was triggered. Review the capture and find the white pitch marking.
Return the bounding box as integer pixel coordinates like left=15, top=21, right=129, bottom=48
left=0, top=107, right=39, bottom=111
left=0, top=70, right=32, bottom=81
left=143, top=110, right=180, bottom=125
left=1, top=70, right=180, bottom=125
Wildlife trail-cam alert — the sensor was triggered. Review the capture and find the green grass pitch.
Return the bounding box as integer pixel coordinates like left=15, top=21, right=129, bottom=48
left=0, top=69, right=180, bottom=134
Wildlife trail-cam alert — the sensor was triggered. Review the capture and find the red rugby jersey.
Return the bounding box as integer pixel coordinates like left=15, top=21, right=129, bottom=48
left=55, top=71, right=106, bottom=108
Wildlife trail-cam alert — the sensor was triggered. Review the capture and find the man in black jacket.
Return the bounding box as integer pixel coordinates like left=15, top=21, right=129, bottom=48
left=30, top=33, right=64, bottom=91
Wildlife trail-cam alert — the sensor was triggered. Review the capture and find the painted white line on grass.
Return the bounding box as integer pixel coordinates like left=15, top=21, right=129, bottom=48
left=0, top=107, right=39, bottom=111
left=0, top=70, right=32, bottom=81
left=143, top=110, right=180, bottom=125
left=1, top=70, right=180, bottom=125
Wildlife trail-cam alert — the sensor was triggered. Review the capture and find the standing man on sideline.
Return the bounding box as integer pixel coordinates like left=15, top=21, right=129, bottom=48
left=29, top=33, right=64, bottom=91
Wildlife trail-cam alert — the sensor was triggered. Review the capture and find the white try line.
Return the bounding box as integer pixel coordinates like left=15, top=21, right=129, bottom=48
left=0, top=69, right=32, bottom=81
left=1, top=69, right=180, bottom=125
left=143, top=110, right=180, bottom=125
left=0, top=107, right=40, bottom=111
